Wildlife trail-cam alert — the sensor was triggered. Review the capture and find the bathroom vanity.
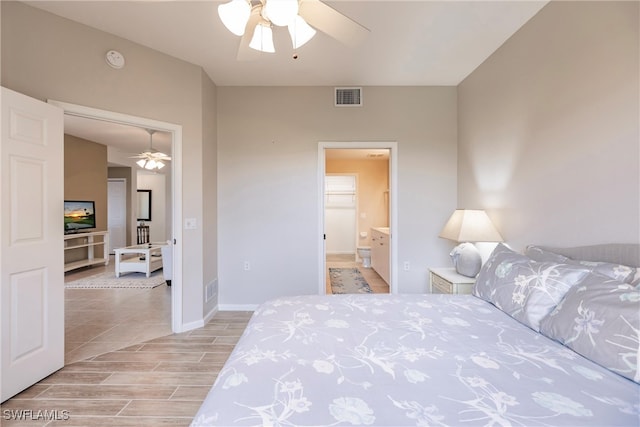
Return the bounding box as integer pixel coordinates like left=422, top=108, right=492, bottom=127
left=370, top=227, right=390, bottom=285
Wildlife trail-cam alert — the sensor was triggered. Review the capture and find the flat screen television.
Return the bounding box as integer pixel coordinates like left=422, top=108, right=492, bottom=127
left=64, top=200, right=96, bottom=234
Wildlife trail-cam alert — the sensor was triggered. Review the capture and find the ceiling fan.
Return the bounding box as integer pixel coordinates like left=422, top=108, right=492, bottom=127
left=131, top=129, right=171, bottom=170
left=218, top=0, right=370, bottom=60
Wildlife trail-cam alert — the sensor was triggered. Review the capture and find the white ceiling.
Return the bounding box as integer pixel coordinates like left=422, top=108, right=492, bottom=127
left=26, top=0, right=548, bottom=161
left=25, top=0, right=548, bottom=86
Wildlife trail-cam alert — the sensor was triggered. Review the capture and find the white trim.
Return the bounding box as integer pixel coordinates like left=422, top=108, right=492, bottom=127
left=47, top=100, right=186, bottom=333
left=318, top=141, right=399, bottom=295
left=203, top=306, right=218, bottom=326
left=181, top=319, right=205, bottom=332
left=219, top=304, right=259, bottom=312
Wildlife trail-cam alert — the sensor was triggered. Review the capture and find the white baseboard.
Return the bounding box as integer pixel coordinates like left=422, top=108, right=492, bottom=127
left=219, top=304, right=258, bottom=312
left=203, top=305, right=218, bottom=324
left=181, top=318, right=205, bottom=332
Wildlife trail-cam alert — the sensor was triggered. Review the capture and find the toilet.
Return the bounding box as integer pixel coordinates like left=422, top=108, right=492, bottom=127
left=357, top=246, right=371, bottom=268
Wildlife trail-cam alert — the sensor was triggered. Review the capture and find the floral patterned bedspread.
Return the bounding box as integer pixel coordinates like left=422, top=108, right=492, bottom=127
left=191, top=294, right=639, bottom=426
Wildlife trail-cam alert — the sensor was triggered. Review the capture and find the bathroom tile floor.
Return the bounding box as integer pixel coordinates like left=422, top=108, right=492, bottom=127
left=325, top=253, right=390, bottom=294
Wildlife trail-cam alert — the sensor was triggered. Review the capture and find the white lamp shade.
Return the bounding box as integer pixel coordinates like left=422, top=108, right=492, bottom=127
left=137, top=158, right=165, bottom=171
left=249, top=23, right=275, bottom=53
left=288, top=15, right=316, bottom=49
left=263, top=0, right=299, bottom=26
left=218, top=0, right=251, bottom=36
left=439, top=209, right=503, bottom=243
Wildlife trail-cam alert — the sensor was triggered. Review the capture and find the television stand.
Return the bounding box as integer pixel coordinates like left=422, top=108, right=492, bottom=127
left=64, top=231, right=109, bottom=272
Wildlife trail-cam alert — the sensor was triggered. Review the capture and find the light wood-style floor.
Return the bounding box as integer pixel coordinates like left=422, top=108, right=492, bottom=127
left=63, top=257, right=173, bottom=364
left=1, top=253, right=388, bottom=426
left=1, top=311, right=252, bottom=426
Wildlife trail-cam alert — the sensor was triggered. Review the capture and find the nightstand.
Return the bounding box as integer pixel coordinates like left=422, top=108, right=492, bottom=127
left=429, top=267, right=476, bottom=295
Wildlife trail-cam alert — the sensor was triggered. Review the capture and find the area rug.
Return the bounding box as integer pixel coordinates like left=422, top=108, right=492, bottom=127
left=65, top=270, right=166, bottom=289
left=329, top=267, right=373, bottom=294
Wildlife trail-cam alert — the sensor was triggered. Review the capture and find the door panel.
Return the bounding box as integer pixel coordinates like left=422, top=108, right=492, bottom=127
left=108, top=179, right=127, bottom=252
left=1, top=87, right=64, bottom=402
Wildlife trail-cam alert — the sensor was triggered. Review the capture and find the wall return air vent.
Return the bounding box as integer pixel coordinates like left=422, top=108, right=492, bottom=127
left=335, top=87, right=362, bottom=107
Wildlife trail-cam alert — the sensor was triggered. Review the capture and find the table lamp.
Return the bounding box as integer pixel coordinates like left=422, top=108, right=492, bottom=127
left=439, top=209, right=503, bottom=277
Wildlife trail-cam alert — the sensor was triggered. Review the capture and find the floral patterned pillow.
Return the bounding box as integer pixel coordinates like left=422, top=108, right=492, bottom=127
left=539, top=273, right=640, bottom=384
left=525, top=245, right=637, bottom=284
left=474, top=244, right=590, bottom=331
left=473, top=244, right=529, bottom=300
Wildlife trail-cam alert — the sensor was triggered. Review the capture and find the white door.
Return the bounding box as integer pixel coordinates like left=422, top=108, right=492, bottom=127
left=108, top=178, right=127, bottom=252
left=1, top=87, right=64, bottom=402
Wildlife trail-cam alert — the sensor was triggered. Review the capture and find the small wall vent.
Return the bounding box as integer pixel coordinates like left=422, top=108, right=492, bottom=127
left=335, top=87, right=362, bottom=107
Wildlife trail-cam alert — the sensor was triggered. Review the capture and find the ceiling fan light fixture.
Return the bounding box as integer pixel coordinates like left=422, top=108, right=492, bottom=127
left=249, top=22, right=275, bottom=53
left=135, top=129, right=171, bottom=171
left=218, top=0, right=251, bottom=36
left=288, top=15, right=316, bottom=49
left=263, top=0, right=299, bottom=27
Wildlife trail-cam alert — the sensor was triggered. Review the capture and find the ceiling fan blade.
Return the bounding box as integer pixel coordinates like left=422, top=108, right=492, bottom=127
left=237, top=5, right=262, bottom=61
left=128, top=153, right=171, bottom=160
left=298, top=0, right=369, bottom=48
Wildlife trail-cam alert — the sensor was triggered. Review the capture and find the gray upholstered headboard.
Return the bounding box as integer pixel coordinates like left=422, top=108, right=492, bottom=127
left=536, top=244, right=640, bottom=268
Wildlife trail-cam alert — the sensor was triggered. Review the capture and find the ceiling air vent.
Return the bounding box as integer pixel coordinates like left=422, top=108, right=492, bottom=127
left=335, top=87, right=362, bottom=107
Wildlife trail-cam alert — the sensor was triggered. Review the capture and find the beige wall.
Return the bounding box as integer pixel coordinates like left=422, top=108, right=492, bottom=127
left=218, top=86, right=458, bottom=306
left=137, top=172, right=167, bottom=243
left=2, top=1, right=214, bottom=325
left=202, top=70, right=218, bottom=314
left=64, top=135, right=107, bottom=261
left=457, top=1, right=639, bottom=251
left=326, top=157, right=389, bottom=246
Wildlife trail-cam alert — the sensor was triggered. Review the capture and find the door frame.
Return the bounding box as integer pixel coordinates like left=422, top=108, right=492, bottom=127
left=48, top=100, right=184, bottom=333
left=318, top=141, right=398, bottom=294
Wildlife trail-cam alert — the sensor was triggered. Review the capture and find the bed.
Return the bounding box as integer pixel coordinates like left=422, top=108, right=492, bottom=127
left=192, top=244, right=640, bottom=426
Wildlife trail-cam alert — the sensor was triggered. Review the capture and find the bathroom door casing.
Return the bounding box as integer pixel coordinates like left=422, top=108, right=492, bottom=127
left=318, top=141, right=398, bottom=295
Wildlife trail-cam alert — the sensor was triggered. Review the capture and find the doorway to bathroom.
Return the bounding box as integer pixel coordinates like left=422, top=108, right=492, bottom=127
left=319, top=142, right=398, bottom=295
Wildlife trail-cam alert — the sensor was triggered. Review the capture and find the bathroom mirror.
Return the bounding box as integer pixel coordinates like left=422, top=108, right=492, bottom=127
left=137, top=189, right=152, bottom=221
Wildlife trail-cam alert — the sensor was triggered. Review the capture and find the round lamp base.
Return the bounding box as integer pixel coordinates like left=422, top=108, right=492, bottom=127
left=450, top=242, right=482, bottom=277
